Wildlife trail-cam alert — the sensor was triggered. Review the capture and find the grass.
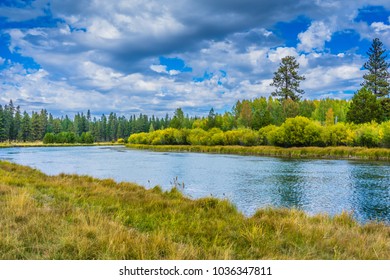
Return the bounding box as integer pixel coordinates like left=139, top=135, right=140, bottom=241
left=0, top=161, right=389, bottom=260
left=126, top=144, right=390, bottom=161
left=0, top=141, right=123, bottom=148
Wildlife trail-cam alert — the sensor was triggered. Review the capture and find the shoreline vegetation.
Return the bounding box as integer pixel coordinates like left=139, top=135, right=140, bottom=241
left=126, top=144, right=390, bottom=161
left=1, top=141, right=390, bottom=161
left=0, top=161, right=389, bottom=260
left=0, top=141, right=123, bottom=148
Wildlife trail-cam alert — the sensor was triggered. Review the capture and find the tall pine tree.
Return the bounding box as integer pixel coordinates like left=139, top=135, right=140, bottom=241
left=270, top=56, right=305, bottom=101
left=362, top=38, right=390, bottom=97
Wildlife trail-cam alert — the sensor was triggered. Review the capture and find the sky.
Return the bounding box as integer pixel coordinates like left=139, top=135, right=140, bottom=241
left=1, top=0, right=390, bottom=117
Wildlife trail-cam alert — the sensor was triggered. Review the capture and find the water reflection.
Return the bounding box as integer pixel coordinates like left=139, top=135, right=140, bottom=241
left=0, top=146, right=389, bottom=224
left=349, top=162, right=390, bottom=223
left=271, top=159, right=307, bottom=209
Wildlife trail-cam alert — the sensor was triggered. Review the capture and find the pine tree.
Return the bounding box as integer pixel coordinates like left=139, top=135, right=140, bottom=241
left=362, top=38, right=390, bottom=97
left=346, top=88, right=383, bottom=124
left=0, top=106, right=6, bottom=142
left=19, top=111, right=32, bottom=142
left=271, top=56, right=305, bottom=101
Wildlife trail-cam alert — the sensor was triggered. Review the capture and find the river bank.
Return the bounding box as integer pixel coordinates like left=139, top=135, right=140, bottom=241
left=1, top=161, right=389, bottom=259
left=126, top=144, right=390, bottom=161
left=0, top=142, right=123, bottom=148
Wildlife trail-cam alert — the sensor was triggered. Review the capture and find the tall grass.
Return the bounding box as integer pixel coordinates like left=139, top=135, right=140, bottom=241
left=126, top=144, right=390, bottom=161
left=0, top=142, right=123, bottom=148
left=0, top=161, right=389, bottom=259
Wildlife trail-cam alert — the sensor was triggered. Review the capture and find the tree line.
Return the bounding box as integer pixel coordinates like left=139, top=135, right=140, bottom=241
left=0, top=101, right=173, bottom=143
left=0, top=93, right=388, bottom=144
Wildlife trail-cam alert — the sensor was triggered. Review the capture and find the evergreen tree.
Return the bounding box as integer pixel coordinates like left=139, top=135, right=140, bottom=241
left=270, top=56, right=305, bottom=101
left=207, top=108, right=216, bottom=129
left=31, top=112, right=41, bottom=141
left=362, top=38, right=390, bottom=97
left=346, top=88, right=383, bottom=124
left=0, top=106, right=6, bottom=142
left=19, top=111, right=32, bottom=142
left=170, top=108, right=185, bottom=129
left=13, top=106, right=22, bottom=141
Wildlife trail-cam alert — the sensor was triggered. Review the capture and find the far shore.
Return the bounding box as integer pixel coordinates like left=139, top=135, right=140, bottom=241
left=0, top=142, right=124, bottom=148
left=126, top=144, right=390, bottom=161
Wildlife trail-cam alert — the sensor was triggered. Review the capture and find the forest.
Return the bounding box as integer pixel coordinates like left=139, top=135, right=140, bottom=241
left=0, top=90, right=389, bottom=146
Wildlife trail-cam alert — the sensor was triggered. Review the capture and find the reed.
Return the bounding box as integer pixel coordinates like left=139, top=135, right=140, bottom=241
left=0, top=142, right=123, bottom=148
left=126, top=144, right=390, bottom=161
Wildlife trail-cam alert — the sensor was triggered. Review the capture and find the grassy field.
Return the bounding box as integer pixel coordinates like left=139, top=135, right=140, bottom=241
left=126, top=144, right=390, bottom=161
left=0, top=161, right=389, bottom=260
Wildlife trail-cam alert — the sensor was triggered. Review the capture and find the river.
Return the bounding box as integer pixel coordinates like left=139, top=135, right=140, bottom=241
left=1, top=145, right=389, bottom=224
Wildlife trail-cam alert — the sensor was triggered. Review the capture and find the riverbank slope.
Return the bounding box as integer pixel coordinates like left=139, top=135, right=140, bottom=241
left=1, top=161, right=389, bottom=259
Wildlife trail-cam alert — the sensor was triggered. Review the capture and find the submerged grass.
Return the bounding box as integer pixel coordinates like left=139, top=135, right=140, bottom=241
left=0, top=161, right=389, bottom=260
left=126, top=144, right=390, bottom=161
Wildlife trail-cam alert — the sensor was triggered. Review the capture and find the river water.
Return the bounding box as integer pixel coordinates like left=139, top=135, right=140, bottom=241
left=1, top=146, right=389, bottom=224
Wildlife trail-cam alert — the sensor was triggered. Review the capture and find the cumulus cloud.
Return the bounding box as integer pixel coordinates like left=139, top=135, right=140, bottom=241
left=297, top=21, right=332, bottom=52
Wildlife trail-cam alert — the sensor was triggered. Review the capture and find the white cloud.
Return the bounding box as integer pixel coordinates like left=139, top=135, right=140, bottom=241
left=150, top=64, right=168, bottom=74
left=150, top=65, right=181, bottom=76
left=267, top=47, right=298, bottom=63
left=298, top=21, right=332, bottom=52
left=0, top=57, right=5, bottom=65
left=371, top=22, right=390, bottom=33
left=303, top=63, right=362, bottom=92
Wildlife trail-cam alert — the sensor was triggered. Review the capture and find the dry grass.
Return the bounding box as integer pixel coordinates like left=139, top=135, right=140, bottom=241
left=0, top=142, right=122, bottom=148
left=126, top=144, right=390, bottom=161
left=1, top=161, right=389, bottom=260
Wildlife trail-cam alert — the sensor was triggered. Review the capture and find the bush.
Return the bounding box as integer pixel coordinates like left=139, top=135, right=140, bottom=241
left=237, top=128, right=260, bottom=146
left=279, top=116, right=311, bottom=147
left=126, top=118, right=390, bottom=149
left=354, top=123, right=382, bottom=148
left=380, top=121, right=390, bottom=148
left=303, top=121, right=324, bottom=146
left=258, top=125, right=278, bottom=145
left=187, top=128, right=209, bottom=145
left=79, top=132, right=94, bottom=144
left=321, top=123, right=348, bottom=146
left=128, top=132, right=150, bottom=144
left=208, top=128, right=225, bottom=145
left=43, top=132, right=91, bottom=144
left=43, top=133, right=55, bottom=144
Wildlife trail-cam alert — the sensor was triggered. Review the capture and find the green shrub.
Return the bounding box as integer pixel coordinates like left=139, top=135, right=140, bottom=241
left=187, top=128, right=209, bottom=145
left=43, top=133, right=55, bottom=144
left=354, top=122, right=382, bottom=148
left=381, top=121, right=390, bottom=148
left=303, top=121, right=324, bottom=146
left=279, top=116, right=311, bottom=147
left=321, top=123, right=348, bottom=146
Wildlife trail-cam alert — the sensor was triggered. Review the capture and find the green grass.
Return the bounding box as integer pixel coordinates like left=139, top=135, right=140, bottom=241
left=0, top=161, right=389, bottom=260
left=126, top=144, right=390, bottom=161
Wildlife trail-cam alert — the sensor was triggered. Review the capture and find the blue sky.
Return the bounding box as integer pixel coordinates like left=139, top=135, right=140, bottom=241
left=1, top=0, right=390, bottom=117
